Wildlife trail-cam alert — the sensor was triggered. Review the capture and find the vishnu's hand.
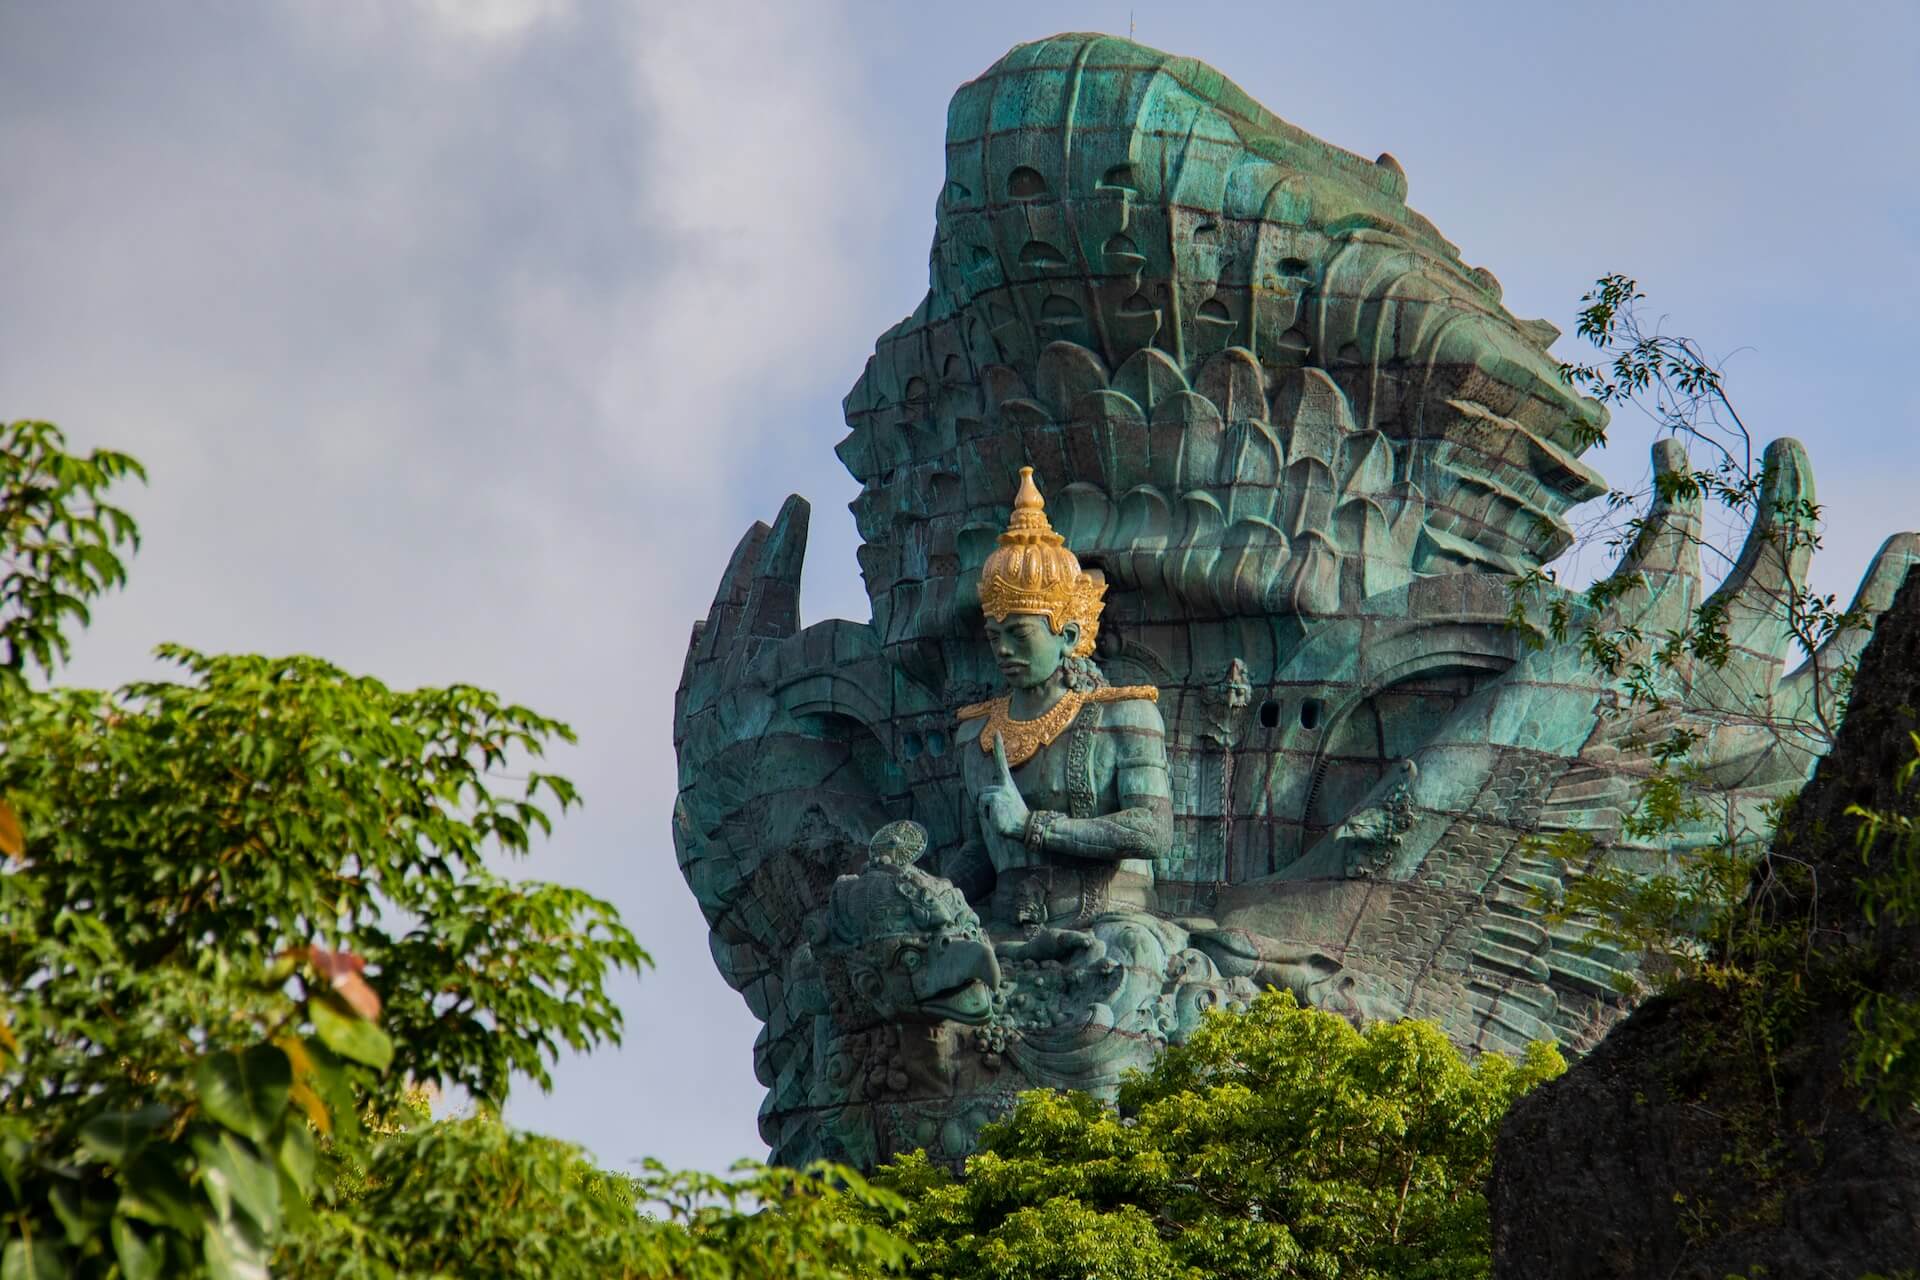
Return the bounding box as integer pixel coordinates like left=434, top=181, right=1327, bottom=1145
left=977, top=733, right=1031, bottom=839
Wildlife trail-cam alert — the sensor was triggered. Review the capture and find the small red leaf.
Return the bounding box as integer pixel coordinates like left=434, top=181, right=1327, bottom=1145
left=332, top=971, right=382, bottom=1020
left=307, top=946, right=381, bottom=1020
left=306, top=945, right=366, bottom=982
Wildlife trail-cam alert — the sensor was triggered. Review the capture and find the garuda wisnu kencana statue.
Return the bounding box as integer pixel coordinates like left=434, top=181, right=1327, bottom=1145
left=671, top=33, right=1920, bottom=1169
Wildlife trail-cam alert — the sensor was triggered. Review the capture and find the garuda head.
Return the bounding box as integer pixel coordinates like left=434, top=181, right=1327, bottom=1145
left=815, top=821, right=1002, bottom=1029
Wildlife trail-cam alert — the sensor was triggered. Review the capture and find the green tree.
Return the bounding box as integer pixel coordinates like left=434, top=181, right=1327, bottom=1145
left=0, top=427, right=639, bottom=1278
left=0, top=420, right=911, bottom=1278
left=873, top=992, right=1563, bottom=1280
left=0, top=642, right=649, bottom=1275
left=1844, top=730, right=1920, bottom=1116
left=0, top=419, right=142, bottom=701
left=279, top=1114, right=911, bottom=1279
left=1541, top=273, right=1866, bottom=742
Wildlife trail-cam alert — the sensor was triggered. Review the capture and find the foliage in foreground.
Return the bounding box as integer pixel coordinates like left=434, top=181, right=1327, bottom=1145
left=872, top=992, right=1565, bottom=1280
left=268, top=996, right=1561, bottom=1280
left=0, top=420, right=915, bottom=1279
left=1846, top=731, right=1920, bottom=1115
left=0, top=422, right=648, bottom=1276
left=0, top=642, right=655, bottom=1276
left=280, top=1115, right=909, bottom=1280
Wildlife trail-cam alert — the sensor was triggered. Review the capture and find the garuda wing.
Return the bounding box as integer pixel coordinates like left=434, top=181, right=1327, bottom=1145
left=673, top=496, right=915, bottom=1162
left=1236, top=438, right=1920, bottom=1055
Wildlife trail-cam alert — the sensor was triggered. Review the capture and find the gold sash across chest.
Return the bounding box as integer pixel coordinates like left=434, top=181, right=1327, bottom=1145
left=956, top=686, right=1158, bottom=768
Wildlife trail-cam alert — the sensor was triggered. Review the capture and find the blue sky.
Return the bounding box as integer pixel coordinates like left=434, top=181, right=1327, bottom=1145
left=3, top=0, right=1915, bottom=1175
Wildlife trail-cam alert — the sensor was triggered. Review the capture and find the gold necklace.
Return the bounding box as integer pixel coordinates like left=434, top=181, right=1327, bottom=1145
left=973, top=691, right=1085, bottom=768
left=956, top=685, right=1159, bottom=768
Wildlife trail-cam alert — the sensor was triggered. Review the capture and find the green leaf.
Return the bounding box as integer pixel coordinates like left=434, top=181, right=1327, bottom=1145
left=201, top=1214, right=270, bottom=1280
left=276, top=1116, right=317, bottom=1196
left=47, top=1180, right=109, bottom=1246
left=191, top=1129, right=281, bottom=1236
left=111, top=1216, right=164, bottom=1280
left=118, top=1149, right=201, bottom=1236
left=193, top=1046, right=291, bottom=1143
left=276, top=1165, right=317, bottom=1235
left=310, top=996, right=394, bottom=1071
left=78, top=1104, right=174, bottom=1165
left=300, top=1036, right=362, bottom=1140
left=0, top=1138, right=21, bottom=1203
left=0, top=1240, right=66, bottom=1280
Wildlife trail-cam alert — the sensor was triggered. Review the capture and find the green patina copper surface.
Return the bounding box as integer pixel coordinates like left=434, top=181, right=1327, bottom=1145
left=670, top=33, right=1920, bottom=1169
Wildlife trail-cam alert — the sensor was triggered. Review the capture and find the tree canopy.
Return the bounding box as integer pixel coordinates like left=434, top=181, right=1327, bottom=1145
left=0, top=421, right=663, bottom=1276
left=872, top=992, right=1562, bottom=1280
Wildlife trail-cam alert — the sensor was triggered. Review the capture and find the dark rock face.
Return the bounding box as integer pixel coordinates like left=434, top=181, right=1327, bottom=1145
left=1491, top=569, right=1920, bottom=1278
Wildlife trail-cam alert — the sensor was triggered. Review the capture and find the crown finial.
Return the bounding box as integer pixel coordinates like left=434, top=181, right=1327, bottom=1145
left=1000, top=467, right=1064, bottom=546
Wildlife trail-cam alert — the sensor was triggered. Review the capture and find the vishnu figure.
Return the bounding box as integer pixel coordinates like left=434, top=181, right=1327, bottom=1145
left=954, top=467, right=1174, bottom=930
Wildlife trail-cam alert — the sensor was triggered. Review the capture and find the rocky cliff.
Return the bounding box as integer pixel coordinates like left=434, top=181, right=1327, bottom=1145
left=1491, top=568, right=1920, bottom=1277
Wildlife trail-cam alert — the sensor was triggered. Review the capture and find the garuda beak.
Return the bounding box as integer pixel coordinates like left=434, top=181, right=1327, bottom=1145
left=914, top=936, right=1002, bottom=1024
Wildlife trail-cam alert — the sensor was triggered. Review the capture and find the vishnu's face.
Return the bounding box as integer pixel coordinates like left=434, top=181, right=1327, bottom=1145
left=984, top=613, right=1080, bottom=690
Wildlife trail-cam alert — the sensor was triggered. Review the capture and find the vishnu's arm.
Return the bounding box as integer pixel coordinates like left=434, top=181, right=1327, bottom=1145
left=1021, top=707, right=1172, bottom=861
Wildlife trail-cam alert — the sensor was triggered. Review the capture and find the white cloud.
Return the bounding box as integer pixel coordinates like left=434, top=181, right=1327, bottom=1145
left=416, top=0, right=576, bottom=41
left=599, top=2, right=900, bottom=498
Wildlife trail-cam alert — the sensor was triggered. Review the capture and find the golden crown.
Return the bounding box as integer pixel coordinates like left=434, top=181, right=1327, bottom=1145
left=978, top=467, right=1104, bottom=658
